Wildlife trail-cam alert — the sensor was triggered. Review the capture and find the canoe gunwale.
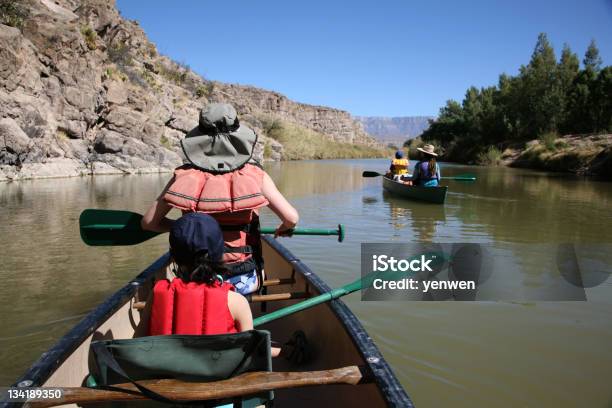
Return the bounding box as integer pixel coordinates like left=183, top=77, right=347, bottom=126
left=6, top=238, right=413, bottom=407
left=7, top=254, right=170, bottom=395
left=262, top=237, right=414, bottom=407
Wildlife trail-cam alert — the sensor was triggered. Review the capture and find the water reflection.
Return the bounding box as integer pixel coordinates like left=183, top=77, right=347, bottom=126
left=382, top=191, right=447, bottom=242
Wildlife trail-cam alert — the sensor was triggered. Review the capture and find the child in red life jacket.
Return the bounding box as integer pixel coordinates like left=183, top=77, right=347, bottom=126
left=149, top=212, right=281, bottom=356
left=141, top=103, right=299, bottom=297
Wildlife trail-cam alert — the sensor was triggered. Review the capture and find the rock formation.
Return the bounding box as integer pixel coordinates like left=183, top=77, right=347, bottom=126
left=0, top=0, right=377, bottom=181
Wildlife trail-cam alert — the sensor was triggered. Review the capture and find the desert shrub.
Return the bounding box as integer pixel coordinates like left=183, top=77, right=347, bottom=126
left=108, top=43, right=133, bottom=68
left=140, top=69, right=161, bottom=91
left=539, top=131, right=559, bottom=151
left=157, top=63, right=188, bottom=85
left=0, top=0, right=28, bottom=28
left=477, top=146, right=503, bottom=166
left=160, top=135, right=171, bottom=148
left=124, top=69, right=146, bottom=88
left=80, top=25, right=97, bottom=50
left=145, top=43, right=157, bottom=57
left=195, top=82, right=214, bottom=98
left=103, top=67, right=128, bottom=82
left=56, top=130, right=68, bottom=141
left=263, top=142, right=273, bottom=159
left=404, top=137, right=424, bottom=159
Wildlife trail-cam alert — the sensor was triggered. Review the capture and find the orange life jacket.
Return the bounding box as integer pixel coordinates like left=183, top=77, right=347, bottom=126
left=391, top=158, right=409, bottom=175
left=164, top=164, right=269, bottom=275
left=149, top=278, right=238, bottom=336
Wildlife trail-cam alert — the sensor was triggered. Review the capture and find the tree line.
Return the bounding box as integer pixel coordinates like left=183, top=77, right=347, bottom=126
left=415, top=33, right=611, bottom=163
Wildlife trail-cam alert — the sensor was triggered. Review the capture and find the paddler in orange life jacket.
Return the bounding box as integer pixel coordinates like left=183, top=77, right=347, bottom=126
left=142, top=103, right=299, bottom=296
left=389, top=150, right=411, bottom=183
left=149, top=212, right=280, bottom=357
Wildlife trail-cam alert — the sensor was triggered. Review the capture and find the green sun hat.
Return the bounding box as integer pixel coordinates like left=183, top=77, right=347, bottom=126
left=181, top=103, right=258, bottom=173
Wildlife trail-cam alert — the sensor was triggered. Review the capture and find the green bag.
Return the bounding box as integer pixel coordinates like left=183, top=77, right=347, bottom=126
left=90, top=330, right=272, bottom=405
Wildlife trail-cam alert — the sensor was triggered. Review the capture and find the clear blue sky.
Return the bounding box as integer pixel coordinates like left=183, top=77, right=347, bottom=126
left=116, top=0, right=612, bottom=117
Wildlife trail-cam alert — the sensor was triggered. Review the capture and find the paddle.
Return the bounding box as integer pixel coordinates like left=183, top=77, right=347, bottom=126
left=253, top=250, right=448, bottom=326
left=27, top=366, right=364, bottom=407
left=362, top=171, right=476, bottom=182
left=79, top=209, right=345, bottom=245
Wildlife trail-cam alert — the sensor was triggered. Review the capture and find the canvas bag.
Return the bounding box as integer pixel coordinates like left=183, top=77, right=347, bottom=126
left=89, top=330, right=272, bottom=404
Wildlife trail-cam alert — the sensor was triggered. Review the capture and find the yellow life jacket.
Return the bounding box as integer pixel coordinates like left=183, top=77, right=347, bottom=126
left=391, top=158, right=409, bottom=175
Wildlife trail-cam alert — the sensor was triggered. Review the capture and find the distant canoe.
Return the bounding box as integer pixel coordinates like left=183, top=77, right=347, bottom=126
left=382, top=177, right=448, bottom=204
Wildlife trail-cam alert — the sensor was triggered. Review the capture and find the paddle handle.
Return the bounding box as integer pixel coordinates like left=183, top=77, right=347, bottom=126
left=261, top=224, right=345, bottom=242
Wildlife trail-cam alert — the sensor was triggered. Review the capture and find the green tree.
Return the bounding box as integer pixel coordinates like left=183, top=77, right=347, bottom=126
left=591, top=67, right=612, bottom=132
left=556, top=44, right=580, bottom=133
left=583, top=39, right=603, bottom=73
left=517, top=33, right=563, bottom=137
left=421, top=100, right=466, bottom=146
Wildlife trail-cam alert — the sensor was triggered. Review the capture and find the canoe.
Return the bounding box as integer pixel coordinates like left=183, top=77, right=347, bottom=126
left=6, top=237, right=414, bottom=407
left=382, top=176, right=448, bottom=204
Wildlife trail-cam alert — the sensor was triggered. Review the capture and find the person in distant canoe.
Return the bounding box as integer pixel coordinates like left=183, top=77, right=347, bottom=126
left=142, top=103, right=299, bottom=296
left=388, top=150, right=410, bottom=182
left=149, top=212, right=281, bottom=357
left=411, top=144, right=441, bottom=187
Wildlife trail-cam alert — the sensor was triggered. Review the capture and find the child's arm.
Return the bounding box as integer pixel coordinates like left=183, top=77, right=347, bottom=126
left=228, top=291, right=280, bottom=357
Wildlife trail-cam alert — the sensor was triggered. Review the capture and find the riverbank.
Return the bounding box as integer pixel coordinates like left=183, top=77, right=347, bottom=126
left=0, top=148, right=390, bottom=182
left=406, top=134, right=612, bottom=180
left=503, top=134, right=612, bottom=178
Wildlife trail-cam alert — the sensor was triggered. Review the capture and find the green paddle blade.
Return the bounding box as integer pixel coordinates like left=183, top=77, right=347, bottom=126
left=80, top=209, right=161, bottom=246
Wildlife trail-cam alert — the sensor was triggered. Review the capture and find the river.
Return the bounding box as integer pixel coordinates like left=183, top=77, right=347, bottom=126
left=1, top=159, right=611, bottom=407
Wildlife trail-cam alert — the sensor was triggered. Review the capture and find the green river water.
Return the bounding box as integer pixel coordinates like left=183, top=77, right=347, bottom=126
left=1, top=159, right=611, bottom=407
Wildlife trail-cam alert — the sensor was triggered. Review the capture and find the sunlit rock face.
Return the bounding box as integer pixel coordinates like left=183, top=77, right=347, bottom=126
left=0, top=0, right=376, bottom=181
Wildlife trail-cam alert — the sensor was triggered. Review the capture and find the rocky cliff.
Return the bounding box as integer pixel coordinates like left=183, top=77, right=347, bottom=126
left=0, top=0, right=377, bottom=181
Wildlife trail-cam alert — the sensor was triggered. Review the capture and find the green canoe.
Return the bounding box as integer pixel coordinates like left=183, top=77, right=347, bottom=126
left=382, top=176, right=448, bottom=204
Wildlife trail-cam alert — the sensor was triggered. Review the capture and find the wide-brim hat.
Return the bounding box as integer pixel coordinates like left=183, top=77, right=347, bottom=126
left=181, top=103, right=258, bottom=173
left=417, top=144, right=438, bottom=157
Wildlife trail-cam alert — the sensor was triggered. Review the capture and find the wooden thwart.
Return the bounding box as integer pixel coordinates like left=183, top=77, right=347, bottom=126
left=262, top=278, right=295, bottom=287
left=132, top=290, right=308, bottom=310
left=248, top=292, right=308, bottom=302
left=28, top=366, right=364, bottom=407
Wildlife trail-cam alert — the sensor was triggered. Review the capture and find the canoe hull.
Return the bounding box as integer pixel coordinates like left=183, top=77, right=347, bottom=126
left=383, top=177, right=448, bottom=204
left=5, top=238, right=413, bottom=407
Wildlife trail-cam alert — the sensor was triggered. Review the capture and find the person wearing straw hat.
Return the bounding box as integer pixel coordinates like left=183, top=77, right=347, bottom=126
left=411, top=144, right=441, bottom=187
left=141, top=103, right=299, bottom=296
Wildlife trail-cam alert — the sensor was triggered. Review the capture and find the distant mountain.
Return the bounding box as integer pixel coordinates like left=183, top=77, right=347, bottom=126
left=356, top=116, right=434, bottom=143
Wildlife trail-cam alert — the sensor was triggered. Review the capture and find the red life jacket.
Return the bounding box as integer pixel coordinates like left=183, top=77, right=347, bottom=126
left=164, top=163, right=269, bottom=274
left=149, top=278, right=238, bottom=336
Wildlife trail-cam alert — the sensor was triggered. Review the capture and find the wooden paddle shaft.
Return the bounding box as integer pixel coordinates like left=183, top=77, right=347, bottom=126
left=28, top=366, right=363, bottom=407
